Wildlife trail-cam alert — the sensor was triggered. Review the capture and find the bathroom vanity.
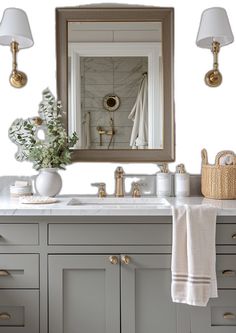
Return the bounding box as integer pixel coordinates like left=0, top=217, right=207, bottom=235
left=0, top=197, right=236, bottom=333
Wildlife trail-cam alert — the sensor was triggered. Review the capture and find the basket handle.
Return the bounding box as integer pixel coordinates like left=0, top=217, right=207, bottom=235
left=215, top=150, right=235, bottom=165
left=201, top=149, right=208, bottom=165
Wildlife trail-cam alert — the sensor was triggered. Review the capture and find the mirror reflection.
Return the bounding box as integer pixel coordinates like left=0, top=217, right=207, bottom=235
left=68, top=21, right=163, bottom=150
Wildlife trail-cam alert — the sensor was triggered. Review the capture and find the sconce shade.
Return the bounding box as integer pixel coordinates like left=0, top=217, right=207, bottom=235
left=196, top=7, right=234, bottom=49
left=0, top=8, right=33, bottom=48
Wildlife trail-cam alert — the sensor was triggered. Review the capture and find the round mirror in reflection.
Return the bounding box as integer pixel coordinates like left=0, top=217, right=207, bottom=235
left=103, top=94, right=120, bottom=112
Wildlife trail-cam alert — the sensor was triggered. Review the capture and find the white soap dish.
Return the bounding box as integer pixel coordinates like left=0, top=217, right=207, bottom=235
left=19, top=196, right=58, bottom=204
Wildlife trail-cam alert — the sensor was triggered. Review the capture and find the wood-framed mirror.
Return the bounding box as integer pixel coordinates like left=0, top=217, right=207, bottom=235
left=56, top=5, right=175, bottom=162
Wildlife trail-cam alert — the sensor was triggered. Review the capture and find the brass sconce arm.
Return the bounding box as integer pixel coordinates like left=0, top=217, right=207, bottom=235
left=10, top=41, right=27, bottom=88
left=204, top=41, right=222, bottom=87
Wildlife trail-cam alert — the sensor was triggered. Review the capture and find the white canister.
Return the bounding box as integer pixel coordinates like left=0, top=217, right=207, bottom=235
left=175, top=173, right=190, bottom=197
left=156, top=173, right=172, bottom=197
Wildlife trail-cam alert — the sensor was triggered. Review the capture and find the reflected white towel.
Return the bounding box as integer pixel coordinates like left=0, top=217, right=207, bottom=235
left=82, top=112, right=90, bottom=149
left=128, top=73, right=148, bottom=149
left=171, top=205, right=218, bottom=306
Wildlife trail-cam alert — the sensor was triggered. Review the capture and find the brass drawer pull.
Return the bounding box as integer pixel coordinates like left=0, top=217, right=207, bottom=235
left=109, top=256, right=118, bottom=265
left=121, top=255, right=131, bottom=265
left=0, top=270, right=10, bottom=277
left=222, top=270, right=235, bottom=277
left=0, top=312, right=11, bottom=320
left=223, top=312, right=236, bottom=320
left=232, top=233, right=236, bottom=239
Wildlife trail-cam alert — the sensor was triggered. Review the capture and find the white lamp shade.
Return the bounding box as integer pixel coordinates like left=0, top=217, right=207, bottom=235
left=196, top=7, right=234, bottom=48
left=0, top=8, right=33, bottom=48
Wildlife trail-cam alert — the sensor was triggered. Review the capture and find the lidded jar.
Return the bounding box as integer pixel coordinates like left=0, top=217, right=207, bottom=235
left=175, top=164, right=190, bottom=197
left=156, top=163, right=172, bottom=197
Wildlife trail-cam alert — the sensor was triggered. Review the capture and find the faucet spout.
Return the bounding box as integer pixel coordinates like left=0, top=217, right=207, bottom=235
left=115, top=166, right=125, bottom=197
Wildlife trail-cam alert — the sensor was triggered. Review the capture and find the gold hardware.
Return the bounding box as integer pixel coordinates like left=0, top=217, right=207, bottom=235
left=232, top=233, right=236, bottom=239
left=91, top=183, right=107, bottom=198
left=0, top=312, right=11, bottom=320
left=115, top=166, right=125, bottom=197
left=10, top=41, right=27, bottom=88
left=131, top=182, right=141, bottom=198
left=0, top=270, right=10, bottom=277
left=109, top=256, right=118, bottom=265
left=121, top=255, right=131, bottom=265
left=223, top=312, right=236, bottom=320
left=97, top=119, right=116, bottom=149
left=205, top=41, right=222, bottom=87
left=222, top=270, right=235, bottom=277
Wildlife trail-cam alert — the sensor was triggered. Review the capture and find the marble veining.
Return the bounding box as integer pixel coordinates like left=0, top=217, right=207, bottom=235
left=81, top=56, right=148, bottom=148
left=1, top=196, right=236, bottom=216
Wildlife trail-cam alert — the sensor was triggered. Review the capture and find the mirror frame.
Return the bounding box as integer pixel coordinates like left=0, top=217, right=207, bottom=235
left=56, top=5, right=175, bottom=162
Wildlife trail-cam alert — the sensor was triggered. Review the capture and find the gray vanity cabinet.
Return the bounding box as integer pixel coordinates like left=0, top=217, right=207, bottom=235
left=1, top=215, right=236, bottom=333
left=48, top=254, right=178, bottom=333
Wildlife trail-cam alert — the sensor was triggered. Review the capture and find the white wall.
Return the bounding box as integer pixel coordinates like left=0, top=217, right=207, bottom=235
left=0, top=0, right=236, bottom=195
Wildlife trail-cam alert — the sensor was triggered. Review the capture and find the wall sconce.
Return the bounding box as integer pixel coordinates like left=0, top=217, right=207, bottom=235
left=196, top=7, right=234, bottom=87
left=0, top=8, right=33, bottom=88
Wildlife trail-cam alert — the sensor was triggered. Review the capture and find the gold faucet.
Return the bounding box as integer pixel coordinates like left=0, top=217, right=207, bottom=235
left=115, top=166, right=125, bottom=197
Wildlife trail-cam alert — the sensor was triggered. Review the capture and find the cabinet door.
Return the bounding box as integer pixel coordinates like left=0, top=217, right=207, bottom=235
left=48, top=255, right=120, bottom=333
left=121, top=254, right=184, bottom=333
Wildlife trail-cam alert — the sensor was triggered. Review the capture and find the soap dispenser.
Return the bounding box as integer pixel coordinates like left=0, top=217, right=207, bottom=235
left=156, top=163, right=172, bottom=197
left=175, top=164, right=190, bottom=197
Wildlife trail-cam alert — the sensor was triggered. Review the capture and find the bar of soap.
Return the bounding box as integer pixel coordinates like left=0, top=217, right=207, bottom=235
left=14, top=180, right=29, bottom=187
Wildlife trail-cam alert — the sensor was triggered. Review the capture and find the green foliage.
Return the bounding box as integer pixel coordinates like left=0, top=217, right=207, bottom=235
left=8, top=88, right=78, bottom=170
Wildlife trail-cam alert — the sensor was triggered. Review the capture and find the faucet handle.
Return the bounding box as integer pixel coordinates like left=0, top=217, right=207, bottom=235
left=91, top=183, right=107, bottom=198
left=131, top=182, right=144, bottom=198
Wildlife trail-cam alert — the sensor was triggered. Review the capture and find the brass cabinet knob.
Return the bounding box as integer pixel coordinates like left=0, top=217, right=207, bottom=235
left=121, top=255, right=131, bottom=265
left=0, top=312, right=11, bottom=320
left=109, top=256, right=118, bottom=265
left=232, top=233, right=236, bottom=240
left=0, top=270, right=10, bottom=277
left=222, top=270, right=235, bottom=277
left=223, top=312, right=236, bottom=320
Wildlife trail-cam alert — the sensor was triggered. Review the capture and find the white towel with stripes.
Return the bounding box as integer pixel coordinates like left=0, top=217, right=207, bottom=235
left=171, top=205, right=218, bottom=306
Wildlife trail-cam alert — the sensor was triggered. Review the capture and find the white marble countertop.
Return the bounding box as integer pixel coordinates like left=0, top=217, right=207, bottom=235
left=1, top=195, right=236, bottom=216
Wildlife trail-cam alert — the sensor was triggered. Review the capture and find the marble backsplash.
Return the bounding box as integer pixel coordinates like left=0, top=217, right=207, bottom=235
left=0, top=174, right=202, bottom=198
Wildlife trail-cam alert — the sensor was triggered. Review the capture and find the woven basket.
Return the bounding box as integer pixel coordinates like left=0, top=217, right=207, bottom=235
left=201, top=149, right=236, bottom=199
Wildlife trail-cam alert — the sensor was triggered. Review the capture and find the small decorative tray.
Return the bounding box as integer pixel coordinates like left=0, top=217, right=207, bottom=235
left=19, top=196, right=58, bottom=204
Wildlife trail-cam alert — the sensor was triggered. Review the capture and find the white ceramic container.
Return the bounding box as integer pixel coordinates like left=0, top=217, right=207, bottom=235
left=35, top=168, right=62, bottom=197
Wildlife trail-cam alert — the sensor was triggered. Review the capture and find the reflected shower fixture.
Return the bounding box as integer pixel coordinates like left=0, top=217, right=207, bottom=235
left=196, top=7, right=234, bottom=87
left=0, top=8, right=34, bottom=88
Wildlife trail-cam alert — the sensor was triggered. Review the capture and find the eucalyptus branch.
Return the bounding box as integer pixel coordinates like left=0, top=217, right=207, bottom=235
left=9, top=88, right=78, bottom=170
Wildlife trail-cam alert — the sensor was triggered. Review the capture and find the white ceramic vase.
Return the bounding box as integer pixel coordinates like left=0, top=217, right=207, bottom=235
left=35, top=168, right=62, bottom=197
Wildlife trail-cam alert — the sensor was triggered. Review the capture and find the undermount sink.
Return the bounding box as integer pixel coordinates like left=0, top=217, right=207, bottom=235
left=67, top=197, right=170, bottom=208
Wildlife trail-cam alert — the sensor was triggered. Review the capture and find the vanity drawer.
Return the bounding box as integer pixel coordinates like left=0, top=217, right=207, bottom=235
left=48, top=223, right=172, bottom=245
left=0, top=224, right=39, bottom=245
left=216, top=224, right=236, bottom=245
left=0, top=290, right=39, bottom=333
left=0, top=254, right=39, bottom=288
left=217, top=255, right=236, bottom=289
left=190, top=290, right=236, bottom=332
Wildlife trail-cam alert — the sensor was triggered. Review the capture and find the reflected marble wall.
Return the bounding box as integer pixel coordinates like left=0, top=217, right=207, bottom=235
left=80, top=56, right=148, bottom=149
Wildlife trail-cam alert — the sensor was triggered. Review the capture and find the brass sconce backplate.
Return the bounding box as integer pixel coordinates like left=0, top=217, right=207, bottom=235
left=205, top=69, right=222, bottom=87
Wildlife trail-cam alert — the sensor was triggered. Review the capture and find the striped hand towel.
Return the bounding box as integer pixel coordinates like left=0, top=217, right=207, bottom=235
left=171, top=205, right=218, bottom=306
